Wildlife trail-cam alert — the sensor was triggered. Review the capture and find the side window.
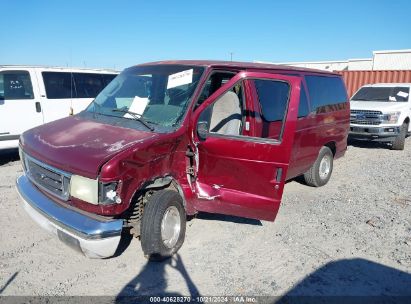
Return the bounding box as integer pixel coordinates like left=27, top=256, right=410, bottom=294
left=73, top=73, right=105, bottom=98
left=102, top=74, right=117, bottom=87
left=42, top=72, right=75, bottom=99
left=305, top=75, right=347, bottom=112
left=198, top=82, right=244, bottom=136
left=196, top=72, right=236, bottom=108
left=298, top=83, right=310, bottom=118
left=0, top=70, right=34, bottom=100
left=254, top=79, right=290, bottom=141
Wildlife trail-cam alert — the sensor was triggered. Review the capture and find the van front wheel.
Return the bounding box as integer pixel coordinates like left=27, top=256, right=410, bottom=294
left=140, top=190, right=186, bottom=261
left=304, top=146, right=334, bottom=187
left=391, top=123, right=408, bottom=151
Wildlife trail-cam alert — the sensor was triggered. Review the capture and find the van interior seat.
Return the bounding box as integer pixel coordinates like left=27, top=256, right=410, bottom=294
left=210, top=90, right=242, bottom=135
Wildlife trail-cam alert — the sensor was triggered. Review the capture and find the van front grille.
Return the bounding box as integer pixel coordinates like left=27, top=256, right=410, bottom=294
left=22, top=152, right=71, bottom=201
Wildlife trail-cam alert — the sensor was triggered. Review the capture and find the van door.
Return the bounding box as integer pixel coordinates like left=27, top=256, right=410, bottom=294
left=39, top=71, right=75, bottom=123
left=191, top=72, right=301, bottom=221
left=39, top=71, right=117, bottom=122
left=0, top=69, right=43, bottom=147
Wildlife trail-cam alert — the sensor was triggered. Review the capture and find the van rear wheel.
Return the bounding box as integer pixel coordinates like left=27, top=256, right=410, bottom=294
left=140, top=190, right=186, bottom=261
left=304, top=146, right=334, bottom=187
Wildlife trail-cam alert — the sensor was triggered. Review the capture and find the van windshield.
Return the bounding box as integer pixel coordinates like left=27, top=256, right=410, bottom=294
left=86, top=65, right=204, bottom=131
left=351, top=86, right=409, bottom=102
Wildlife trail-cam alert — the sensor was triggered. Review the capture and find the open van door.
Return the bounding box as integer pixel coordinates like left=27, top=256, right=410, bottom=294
left=191, top=71, right=301, bottom=221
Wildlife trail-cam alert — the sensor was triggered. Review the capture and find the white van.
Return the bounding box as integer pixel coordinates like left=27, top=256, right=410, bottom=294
left=0, top=66, right=118, bottom=150
left=349, top=83, right=411, bottom=150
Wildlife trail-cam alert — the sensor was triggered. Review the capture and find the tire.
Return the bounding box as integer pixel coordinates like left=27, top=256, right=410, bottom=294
left=391, top=123, right=408, bottom=151
left=140, top=190, right=186, bottom=261
left=304, top=146, right=334, bottom=187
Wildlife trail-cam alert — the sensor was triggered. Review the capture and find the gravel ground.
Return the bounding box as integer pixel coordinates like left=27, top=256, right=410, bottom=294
left=0, top=139, right=410, bottom=297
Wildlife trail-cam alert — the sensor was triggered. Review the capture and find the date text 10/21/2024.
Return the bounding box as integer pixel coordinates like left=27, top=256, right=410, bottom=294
left=148, top=296, right=258, bottom=303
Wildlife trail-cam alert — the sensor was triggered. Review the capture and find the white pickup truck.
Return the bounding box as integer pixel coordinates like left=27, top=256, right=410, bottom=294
left=0, top=66, right=118, bottom=150
left=349, top=83, right=411, bottom=150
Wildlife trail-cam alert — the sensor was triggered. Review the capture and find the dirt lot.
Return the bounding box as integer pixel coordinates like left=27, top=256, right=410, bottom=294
left=0, top=139, right=411, bottom=297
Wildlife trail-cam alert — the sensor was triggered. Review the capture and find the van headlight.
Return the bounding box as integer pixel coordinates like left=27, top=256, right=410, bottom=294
left=70, top=175, right=121, bottom=205
left=382, top=111, right=401, bottom=124
left=70, top=175, right=99, bottom=204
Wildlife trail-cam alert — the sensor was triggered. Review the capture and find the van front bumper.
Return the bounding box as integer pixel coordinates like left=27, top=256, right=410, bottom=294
left=16, top=175, right=123, bottom=258
left=349, top=125, right=401, bottom=142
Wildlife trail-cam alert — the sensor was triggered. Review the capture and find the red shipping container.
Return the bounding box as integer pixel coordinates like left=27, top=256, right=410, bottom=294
left=338, top=70, right=411, bottom=97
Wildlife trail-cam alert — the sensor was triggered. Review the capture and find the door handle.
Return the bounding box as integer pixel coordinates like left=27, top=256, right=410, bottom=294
left=35, top=102, right=42, bottom=113
left=275, top=167, right=283, bottom=183
left=269, top=167, right=283, bottom=187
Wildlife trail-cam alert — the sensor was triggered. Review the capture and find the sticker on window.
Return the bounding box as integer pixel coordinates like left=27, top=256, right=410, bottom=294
left=397, top=91, right=409, bottom=98
left=167, top=69, right=193, bottom=89
left=125, top=96, right=149, bottom=117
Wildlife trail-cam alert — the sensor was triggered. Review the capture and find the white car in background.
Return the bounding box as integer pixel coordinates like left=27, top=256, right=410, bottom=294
left=349, top=83, right=411, bottom=150
left=0, top=66, right=118, bottom=150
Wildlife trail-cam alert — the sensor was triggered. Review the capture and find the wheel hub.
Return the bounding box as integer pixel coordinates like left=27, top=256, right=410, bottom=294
left=161, top=206, right=181, bottom=249
left=319, top=155, right=331, bottom=179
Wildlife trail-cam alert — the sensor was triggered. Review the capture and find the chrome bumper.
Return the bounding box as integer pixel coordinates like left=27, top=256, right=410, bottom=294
left=16, top=175, right=123, bottom=258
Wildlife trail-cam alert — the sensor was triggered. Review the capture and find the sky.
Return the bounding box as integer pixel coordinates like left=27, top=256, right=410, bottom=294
left=1, top=0, right=410, bottom=70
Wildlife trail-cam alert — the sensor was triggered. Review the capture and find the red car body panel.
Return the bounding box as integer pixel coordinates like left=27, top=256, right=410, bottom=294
left=189, top=72, right=301, bottom=221
left=20, top=115, right=158, bottom=179
left=19, top=61, right=349, bottom=221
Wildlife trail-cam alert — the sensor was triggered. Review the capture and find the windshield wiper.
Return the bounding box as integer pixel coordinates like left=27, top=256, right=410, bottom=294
left=111, top=109, right=154, bottom=131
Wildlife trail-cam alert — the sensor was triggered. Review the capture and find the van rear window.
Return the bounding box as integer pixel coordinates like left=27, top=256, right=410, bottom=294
left=0, top=70, right=34, bottom=100
left=42, top=72, right=116, bottom=99
left=305, top=76, right=347, bottom=110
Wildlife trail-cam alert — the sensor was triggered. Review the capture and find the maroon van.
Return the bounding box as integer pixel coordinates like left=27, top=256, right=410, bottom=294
left=16, top=61, right=349, bottom=260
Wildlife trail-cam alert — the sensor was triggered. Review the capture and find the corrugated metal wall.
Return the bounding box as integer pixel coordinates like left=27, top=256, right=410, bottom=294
left=338, top=70, right=411, bottom=97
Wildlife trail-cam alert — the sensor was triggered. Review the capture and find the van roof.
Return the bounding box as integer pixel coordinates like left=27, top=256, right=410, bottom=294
left=136, top=60, right=341, bottom=76
left=0, top=65, right=118, bottom=73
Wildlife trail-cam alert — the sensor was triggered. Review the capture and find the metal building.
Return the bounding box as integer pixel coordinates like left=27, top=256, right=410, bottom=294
left=256, top=49, right=411, bottom=72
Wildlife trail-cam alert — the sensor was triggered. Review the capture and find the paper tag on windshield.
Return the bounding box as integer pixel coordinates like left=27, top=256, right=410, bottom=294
left=397, top=91, right=409, bottom=98
left=167, top=69, right=193, bottom=89
left=125, top=96, right=149, bottom=117
left=389, top=96, right=397, bottom=102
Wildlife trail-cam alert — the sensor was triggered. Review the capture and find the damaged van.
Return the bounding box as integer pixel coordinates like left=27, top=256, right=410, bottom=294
left=16, top=61, right=349, bottom=260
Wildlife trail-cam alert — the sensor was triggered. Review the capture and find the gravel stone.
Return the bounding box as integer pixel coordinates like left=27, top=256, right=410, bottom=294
left=0, top=139, right=410, bottom=296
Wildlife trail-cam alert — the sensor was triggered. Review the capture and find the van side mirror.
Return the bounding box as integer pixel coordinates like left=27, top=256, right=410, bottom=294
left=197, top=121, right=209, bottom=141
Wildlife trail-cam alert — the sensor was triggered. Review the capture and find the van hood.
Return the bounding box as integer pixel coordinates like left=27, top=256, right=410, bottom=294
left=20, top=115, right=158, bottom=178
left=350, top=100, right=406, bottom=113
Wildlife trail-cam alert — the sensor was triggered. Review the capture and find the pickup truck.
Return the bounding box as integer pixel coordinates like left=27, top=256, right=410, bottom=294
left=349, top=83, right=411, bottom=150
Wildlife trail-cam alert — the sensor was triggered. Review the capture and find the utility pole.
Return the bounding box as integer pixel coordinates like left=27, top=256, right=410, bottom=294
left=230, top=52, right=234, bottom=61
